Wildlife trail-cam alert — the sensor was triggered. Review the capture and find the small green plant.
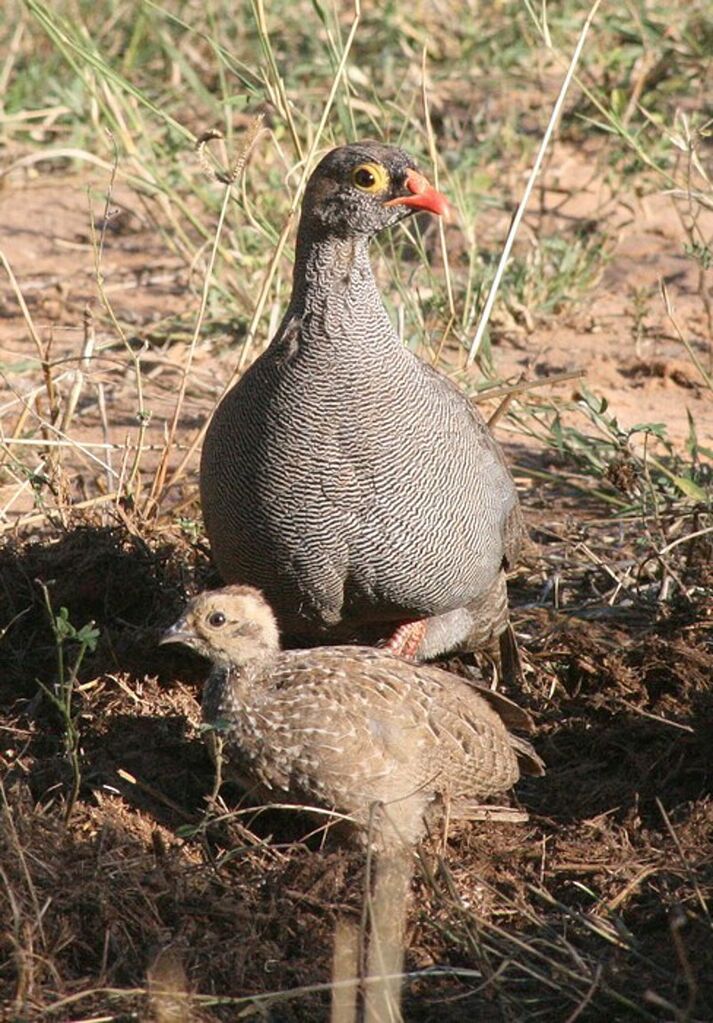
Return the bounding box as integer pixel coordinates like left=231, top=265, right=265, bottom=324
left=684, top=240, right=713, bottom=271
left=570, top=386, right=710, bottom=506
left=511, top=382, right=711, bottom=516
left=501, top=229, right=610, bottom=317
left=176, top=516, right=202, bottom=543
left=37, top=584, right=100, bottom=823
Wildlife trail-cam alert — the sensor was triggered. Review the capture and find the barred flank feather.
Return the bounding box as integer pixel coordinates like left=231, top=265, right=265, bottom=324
left=201, top=142, right=523, bottom=666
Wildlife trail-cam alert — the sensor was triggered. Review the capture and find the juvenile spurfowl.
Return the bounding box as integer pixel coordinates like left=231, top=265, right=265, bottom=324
left=161, top=586, right=543, bottom=843
left=200, top=140, right=524, bottom=665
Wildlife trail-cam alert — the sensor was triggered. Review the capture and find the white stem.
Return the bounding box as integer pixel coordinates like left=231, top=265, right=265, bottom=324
left=468, top=0, right=602, bottom=364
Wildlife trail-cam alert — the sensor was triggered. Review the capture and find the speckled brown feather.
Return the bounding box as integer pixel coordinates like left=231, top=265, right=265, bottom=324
left=162, top=587, right=544, bottom=843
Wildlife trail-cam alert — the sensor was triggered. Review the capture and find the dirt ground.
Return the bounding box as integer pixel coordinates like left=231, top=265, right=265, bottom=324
left=1, top=138, right=712, bottom=1021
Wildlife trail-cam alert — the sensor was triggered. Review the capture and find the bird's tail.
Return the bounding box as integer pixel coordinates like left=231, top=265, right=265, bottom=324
left=499, top=620, right=522, bottom=687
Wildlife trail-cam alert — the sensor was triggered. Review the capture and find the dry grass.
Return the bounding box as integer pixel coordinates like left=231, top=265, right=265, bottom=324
left=1, top=0, right=712, bottom=1020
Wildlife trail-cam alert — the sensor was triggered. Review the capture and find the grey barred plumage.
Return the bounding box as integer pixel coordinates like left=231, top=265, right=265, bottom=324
left=200, top=140, right=524, bottom=662
left=161, top=586, right=543, bottom=843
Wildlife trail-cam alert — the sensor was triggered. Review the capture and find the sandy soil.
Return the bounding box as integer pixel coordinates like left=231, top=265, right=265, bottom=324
left=1, top=141, right=711, bottom=520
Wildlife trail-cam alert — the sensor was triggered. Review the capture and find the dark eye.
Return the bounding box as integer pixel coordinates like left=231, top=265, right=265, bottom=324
left=208, top=611, right=226, bottom=628
left=354, top=166, right=375, bottom=188
left=351, top=162, right=389, bottom=193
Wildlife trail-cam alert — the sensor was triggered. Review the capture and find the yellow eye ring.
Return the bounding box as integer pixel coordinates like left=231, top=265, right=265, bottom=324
left=351, top=162, right=389, bottom=193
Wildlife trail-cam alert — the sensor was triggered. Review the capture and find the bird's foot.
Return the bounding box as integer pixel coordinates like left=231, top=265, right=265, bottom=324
left=382, top=618, right=428, bottom=660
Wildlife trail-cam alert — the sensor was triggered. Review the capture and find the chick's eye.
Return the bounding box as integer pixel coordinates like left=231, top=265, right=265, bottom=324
left=352, top=162, right=389, bottom=193
left=208, top=611, right=226, bottom=628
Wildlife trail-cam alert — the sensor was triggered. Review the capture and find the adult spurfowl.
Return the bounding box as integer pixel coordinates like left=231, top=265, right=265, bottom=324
left=200, top=140, right=524, bottom=665
left=161, top=586, right=543, bottom=843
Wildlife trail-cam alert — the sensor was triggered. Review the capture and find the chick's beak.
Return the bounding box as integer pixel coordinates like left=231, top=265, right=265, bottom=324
left=385, top=168, right=449, bottom=217
left=160, top=617, right=194, bottom=647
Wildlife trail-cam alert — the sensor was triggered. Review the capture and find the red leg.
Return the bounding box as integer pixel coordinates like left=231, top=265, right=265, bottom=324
left=382, top=619, right=428, bottom=660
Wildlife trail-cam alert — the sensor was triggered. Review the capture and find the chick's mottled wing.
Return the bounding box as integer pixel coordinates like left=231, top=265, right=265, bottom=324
left=255, top=648, right=524, bottom=810
left=414, top=662, right=544, bottom=780
left=256, top=654, right=433, bottom=816
left=395, top=662, right=523, bottom=796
